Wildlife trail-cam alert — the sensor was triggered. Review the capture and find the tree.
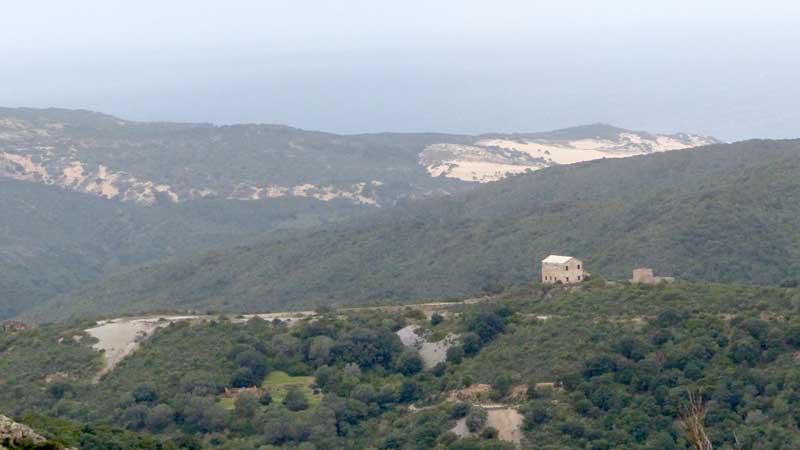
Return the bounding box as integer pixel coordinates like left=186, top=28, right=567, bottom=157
left=351, top=383, right=377, bottom=404
left=332, top=328, right=402, bottom=369
left=234, top=392, right=260, bottom=418
left=145, top=404, right=174, bottom=431
left=284, top=386, right=310, bottom=411
left=123, top=404, right=148, bottom=430
left=395, top=350, right=424, bottom=376
left=522, top=402, right=551, bottom=429
left=48, top=381, right=72, bottom=399
left=446, top=346, right=465, bottom=364
left=481, top=427, right=498, bottom=439
left=315, top=365, right=336, bottom=390
left=491, top=372, right=513, bottom=400
left=230, top=367, right=258, bottom=388
left=260, top=390, right=273, bottom=405
left=582, top=355, right=618, bottom=378
left=179, top=371, right=222, bottom=396
left=450, top=402, right=470, bottom=419
left=132, top=383, right=158, bottom=403
left=461, top=333, right=482, bottom=355
left=307, top=335, right=335, bottom=367
left=399, top=380, right=420, bottom=402
left=431, top=313, right=444, bottom=326
left=180, top=396, right=229, bottom=433
left=235, top=349, right=268, bottom=379
left=465, top=408, right=487, bottom=433
left=467, top=313, right=506, bottom=344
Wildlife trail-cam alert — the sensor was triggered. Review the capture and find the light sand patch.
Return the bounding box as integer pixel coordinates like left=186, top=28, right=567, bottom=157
left=61, top=161, right=86, bottom=187
left=422, top=131, right=716, bottom=182
left=487, top=407, right=524, bottom=443
left=233, top=182, right=379, bottom=205
left=0, top=152, right=51, bottom=182
left=427, top=161, right=537, bottom=183
left=155, top=184, right=180, bottom=203
left=397, top=325, right=458, bottom=368
left=86, top=318, right=172, bottom=380
left=189, top=187, right=218, bottom=199
left=84, top=165, right=120, bottom=199
left=85, top=311, right=319, bottom=380
left=478, top=139, right=643, bottom=165
left=450, top=406, right=524, bottom=444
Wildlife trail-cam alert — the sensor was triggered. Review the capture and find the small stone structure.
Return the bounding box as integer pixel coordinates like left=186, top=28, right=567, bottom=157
left=631, top=267, right=674, bottom=285
left=541, top=255, right=585, bottom=284
left=1, top=320, right=31, bottom=334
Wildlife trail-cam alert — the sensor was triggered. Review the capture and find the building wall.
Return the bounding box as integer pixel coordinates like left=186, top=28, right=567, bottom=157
left=631, top=268, right=674, bottom=284
left=542, top=259, right=584, bottom=284
left=631, top=268, right=655, bottom=284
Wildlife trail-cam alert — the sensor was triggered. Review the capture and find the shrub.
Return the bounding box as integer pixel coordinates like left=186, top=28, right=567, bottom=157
left=446, top=346, right=465, bottom=364
left=283, top=386, right=309, bottom=411
left=230, top=367, right=258, bottom=388
left=465, top=408, right=487, bottom=433
left=395, top=350, right=424, bottom=376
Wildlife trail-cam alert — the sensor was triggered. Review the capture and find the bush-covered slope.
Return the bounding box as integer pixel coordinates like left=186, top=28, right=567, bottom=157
left=0, top=178, right=365, bottom=319
left=31, top=139, right=800, bottom=320
left=6, top=282, right=800, bottom=449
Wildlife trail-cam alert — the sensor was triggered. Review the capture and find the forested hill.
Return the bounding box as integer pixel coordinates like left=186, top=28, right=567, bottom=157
left=6, top=282, right=800, bottom=449
left=0, top=177, right=367, bottom=320
left=0, top=107, right=715, bottom=320
left=29, top=138, right=800, bottom=321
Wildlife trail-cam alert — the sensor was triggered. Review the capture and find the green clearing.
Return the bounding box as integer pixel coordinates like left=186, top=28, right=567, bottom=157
left=219, top=396, right=236, bottom=411
left=262, top=371, right=322, bottom=405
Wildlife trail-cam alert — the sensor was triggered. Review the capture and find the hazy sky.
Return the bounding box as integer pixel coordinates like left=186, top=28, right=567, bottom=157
left=2, top=1, right=799, bottom=141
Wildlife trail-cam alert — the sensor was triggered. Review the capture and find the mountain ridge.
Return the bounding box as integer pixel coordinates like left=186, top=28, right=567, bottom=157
left=0, top=107, right=717, bottom=203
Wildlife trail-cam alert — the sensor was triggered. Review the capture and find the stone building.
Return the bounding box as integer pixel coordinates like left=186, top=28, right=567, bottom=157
left=631, top=267, right=674, bottom=285
left=541, top=255, right=585, bottom=284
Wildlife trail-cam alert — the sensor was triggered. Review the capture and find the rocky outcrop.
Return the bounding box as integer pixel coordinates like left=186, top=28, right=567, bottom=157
left=0, top=415, right=75, bottom=450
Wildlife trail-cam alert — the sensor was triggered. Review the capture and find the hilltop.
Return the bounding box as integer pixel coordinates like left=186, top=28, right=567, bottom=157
left=28, top=138, right=800, bottom=321
left=0, top=108, right=714, bottom=205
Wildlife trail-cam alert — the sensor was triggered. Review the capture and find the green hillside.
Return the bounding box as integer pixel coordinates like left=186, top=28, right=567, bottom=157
left=5, top=282, right=800, bottom=449
left=0, top=178, right=365, bottom=319
left=30, top=139, right=800, bottom=321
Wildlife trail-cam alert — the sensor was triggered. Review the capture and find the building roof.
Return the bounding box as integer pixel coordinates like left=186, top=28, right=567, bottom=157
left=542, top=255, right=577, bottom=264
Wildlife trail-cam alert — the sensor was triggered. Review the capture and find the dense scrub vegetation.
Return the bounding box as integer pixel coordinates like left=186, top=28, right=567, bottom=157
left=33, top=139, right=800, bottom=321
left=0, top=178, right=368, bottom=320
left=5, top=281, right=800, bottom=448
left=0, top=107, right=476, bottom=320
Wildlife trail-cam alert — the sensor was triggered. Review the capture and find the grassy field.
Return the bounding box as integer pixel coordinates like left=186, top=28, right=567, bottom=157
left=263, top=371, right=322, bottom=405
left=218, top=371, right=322, bottom=410
left=219, top=396, right=236, bottom=410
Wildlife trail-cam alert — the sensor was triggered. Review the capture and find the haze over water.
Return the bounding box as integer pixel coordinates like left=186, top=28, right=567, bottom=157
left=3, top=0, right=799, bottom=141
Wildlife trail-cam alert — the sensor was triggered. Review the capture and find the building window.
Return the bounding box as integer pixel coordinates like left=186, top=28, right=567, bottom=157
left=565, top=266, right=569, bottom=271
left=577, top=265, right=581, bottom=270
left=566, top=277, right=570, bottom=282
left=577, top=275, right=581, bottom=280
